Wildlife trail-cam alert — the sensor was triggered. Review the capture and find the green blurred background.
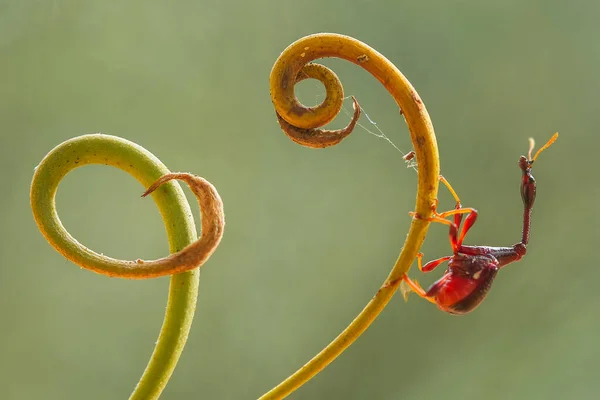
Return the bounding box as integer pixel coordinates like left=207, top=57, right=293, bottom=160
left=1, top=1, right=596, bottom=399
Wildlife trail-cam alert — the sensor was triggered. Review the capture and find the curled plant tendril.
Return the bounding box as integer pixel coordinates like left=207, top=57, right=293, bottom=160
left=30, top=134, right=224, bottom=399
left=275, top=62, right=361, bottom=148
left=265, top=33, right=440, bottom=399
left=276, top=96, right=360, bottom=148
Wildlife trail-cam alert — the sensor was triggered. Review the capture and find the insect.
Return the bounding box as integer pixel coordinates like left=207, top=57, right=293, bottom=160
left=401, top=133, right=558, bottom=315
left=403, top=150, right=416, bottom=162
left=402, top=150, right=417, bottom=169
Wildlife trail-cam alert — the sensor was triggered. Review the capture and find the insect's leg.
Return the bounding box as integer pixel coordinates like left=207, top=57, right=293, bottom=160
left=417, top=252, right=453, bottom=273
left=410, top=210, right=461, bottom=252
left=410, top=175, right=475, bottom=251
left=440, top=175, right=463, bottom=228
left=438, top=175, right=484, bottom=248
left=437, top=207, right=478, bottom=249
left=400, top=275, right=437, bottom=304
left=439, top=175, right=461, bottom=204
left=456, top=210, right=478, bottom=247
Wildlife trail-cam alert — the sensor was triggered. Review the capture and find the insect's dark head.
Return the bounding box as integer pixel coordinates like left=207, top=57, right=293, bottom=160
left=518, top=155, right=532, bottom=173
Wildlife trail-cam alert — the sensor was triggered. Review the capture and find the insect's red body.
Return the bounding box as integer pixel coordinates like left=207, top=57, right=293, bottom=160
left=403, top=134, right=558, bottom=314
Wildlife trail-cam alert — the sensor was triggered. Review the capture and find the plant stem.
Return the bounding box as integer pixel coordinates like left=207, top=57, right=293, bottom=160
left=263, top=33, right=440, bottom=399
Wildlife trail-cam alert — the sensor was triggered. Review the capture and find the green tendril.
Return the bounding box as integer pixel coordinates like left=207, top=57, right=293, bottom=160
left=30, top=133, right=225, bottom=399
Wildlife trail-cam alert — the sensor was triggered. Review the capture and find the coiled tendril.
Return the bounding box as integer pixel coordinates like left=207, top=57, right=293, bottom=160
left=30, top=134, right=224, bottom=399
left=263, top=33, right=440, bottom=399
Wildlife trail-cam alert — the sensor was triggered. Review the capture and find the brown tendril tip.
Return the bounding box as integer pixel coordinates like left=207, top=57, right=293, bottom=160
left=140, top=172, right=225, bottom=276
left=276, top=96, right=361, bottom=148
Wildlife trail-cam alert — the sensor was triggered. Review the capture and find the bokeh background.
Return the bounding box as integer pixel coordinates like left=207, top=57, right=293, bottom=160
left=0, top=1, right=596, bottom=399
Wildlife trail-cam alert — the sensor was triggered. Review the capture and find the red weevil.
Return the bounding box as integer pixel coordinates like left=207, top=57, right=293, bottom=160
left=401, top=133, right=558, bottom=315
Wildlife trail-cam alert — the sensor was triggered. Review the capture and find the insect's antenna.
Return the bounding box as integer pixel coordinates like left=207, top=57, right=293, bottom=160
left=527, top=138, right=535, bottom=160
left=530, top=132, right=559, bottom=163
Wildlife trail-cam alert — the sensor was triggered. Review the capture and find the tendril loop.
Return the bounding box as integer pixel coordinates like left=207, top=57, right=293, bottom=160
left=30, top=133, right=224, bottom=399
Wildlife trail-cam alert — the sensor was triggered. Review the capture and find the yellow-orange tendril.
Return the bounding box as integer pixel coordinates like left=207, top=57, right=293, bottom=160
left=264, top=33, right=441, bottom=399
